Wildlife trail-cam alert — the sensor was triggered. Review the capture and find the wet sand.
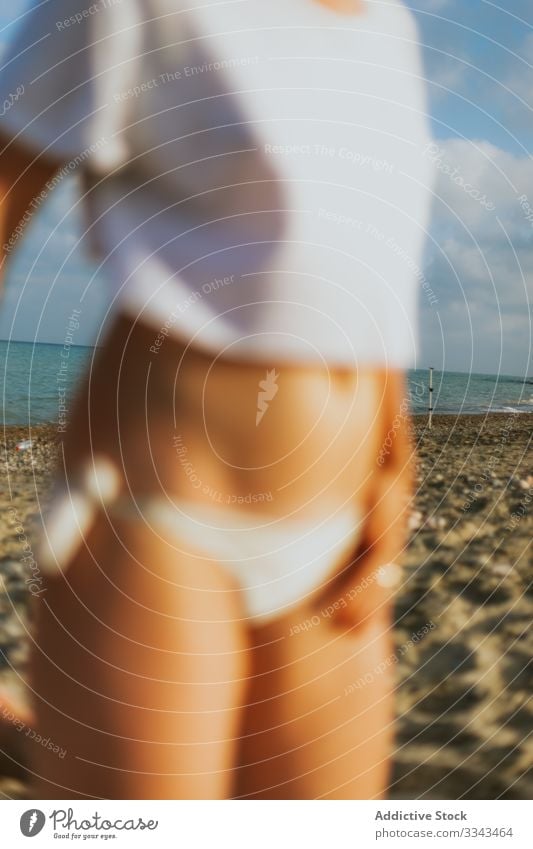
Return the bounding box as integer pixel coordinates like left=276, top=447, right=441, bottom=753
left=0, top=414, right=532, bottom=799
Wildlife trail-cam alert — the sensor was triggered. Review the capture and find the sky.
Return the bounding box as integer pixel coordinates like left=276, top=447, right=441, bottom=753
left=0, top=0, right=532, bottom=375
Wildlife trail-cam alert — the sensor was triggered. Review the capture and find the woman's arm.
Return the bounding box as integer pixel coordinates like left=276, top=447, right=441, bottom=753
left=318, top=370, right=414, bottom=628
left=0, top=135, right=61, bottom=284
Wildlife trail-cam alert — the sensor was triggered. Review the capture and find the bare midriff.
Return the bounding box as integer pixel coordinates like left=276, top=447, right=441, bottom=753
left=62, top=312, right=388, bottom=519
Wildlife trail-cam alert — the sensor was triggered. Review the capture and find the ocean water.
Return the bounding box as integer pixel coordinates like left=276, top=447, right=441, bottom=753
left=0, top=340, right=532, bottom=425
left=407, top=369, right=533, bottom=416
left=0, top=340, right=93, bottom=427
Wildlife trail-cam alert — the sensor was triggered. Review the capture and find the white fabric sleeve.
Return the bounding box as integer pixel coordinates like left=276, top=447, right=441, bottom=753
left=0, top=0, right=149, bottom=171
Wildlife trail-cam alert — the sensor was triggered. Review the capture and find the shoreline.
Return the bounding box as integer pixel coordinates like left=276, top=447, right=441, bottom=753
left=0, top=410, right=531, bottom=444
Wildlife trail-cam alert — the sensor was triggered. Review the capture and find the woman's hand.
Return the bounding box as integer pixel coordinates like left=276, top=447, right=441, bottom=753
left=316, top=371, right=413, bottom=630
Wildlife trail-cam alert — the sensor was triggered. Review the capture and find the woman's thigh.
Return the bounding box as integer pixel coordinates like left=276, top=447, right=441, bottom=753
left=234, top=599, right=395, bottom=800
left=29, top=514, right=249, bottom=799
left=39, top=312, right=400, bottom=799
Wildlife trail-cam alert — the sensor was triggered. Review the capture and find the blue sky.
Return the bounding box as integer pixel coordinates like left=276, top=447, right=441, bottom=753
left=1, top=0, right=532, bottom=374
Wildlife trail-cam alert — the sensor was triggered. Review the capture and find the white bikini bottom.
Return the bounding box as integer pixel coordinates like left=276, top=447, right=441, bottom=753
left=37, top=456, right=364, bottom=624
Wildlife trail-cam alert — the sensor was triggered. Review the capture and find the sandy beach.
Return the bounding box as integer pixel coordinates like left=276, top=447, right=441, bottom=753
left=0, top=414, right=531, bottom=799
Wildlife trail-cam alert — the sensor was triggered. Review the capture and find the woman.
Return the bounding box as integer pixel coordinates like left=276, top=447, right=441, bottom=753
left=0, top=0, right=432, bottom=798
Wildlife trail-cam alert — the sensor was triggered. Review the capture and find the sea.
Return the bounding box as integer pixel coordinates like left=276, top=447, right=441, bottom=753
left=0, top=340, right=532, bottom=426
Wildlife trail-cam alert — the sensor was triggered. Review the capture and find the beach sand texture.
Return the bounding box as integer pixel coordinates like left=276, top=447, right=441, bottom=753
left=0, top=414, right=531, bottom=799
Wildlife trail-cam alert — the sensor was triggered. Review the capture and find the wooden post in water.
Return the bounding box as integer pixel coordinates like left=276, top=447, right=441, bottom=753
left=428, top=367, right=434, bottom=430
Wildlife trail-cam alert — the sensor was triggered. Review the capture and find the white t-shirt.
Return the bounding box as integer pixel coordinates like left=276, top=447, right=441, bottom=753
left=0, top=0, right=434, bottom=367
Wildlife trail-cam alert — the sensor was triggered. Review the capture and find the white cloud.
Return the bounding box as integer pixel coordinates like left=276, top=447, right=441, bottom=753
left=421, top=139, right=533, bottom=373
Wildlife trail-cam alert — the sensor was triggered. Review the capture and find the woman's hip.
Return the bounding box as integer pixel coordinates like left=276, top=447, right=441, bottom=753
left=60, top=309, right=389, bottom=517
